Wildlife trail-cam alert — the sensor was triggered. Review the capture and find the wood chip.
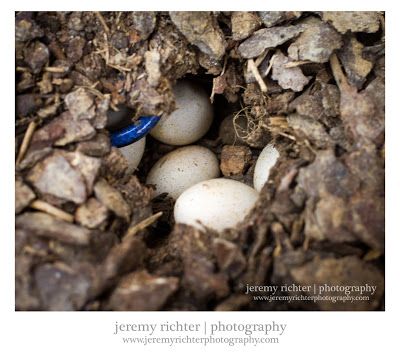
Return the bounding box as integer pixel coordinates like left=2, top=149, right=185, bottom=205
left=238, top=25, right=304, bottom=59
left=16, top=212, right=91, bottom=245
left=271, top=51, right=310, bottom=92
left=94, top=179, right=131, bottom=221
left=220, top=145, right=252, bottom=176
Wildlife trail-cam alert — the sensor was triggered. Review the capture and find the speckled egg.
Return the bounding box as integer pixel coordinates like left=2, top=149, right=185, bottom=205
left=119, top=137, right=146, bottom=175
left=253, top=144, right=280, bottom=192
left=150, top=80, right=213, bottom=145
left=146, top=145, right=219, bottom=200
left=174, top=178, right=259, bottom=232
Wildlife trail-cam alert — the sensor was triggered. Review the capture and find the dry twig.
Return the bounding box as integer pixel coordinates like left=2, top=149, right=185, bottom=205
left=16, top=121, right=37, bottom=165
left=44, top=66, right=69, bottom=73
left=122, top=212, right=163, bottom=240
left=330, top=53, right=351, bottom=91
left=247, top=59, right=268, bottom=93
left=95, top=11, right=110, bottom=34
left=284, top=60, right=312, bottom=68
left=254, top=49, right=269, bottom=67
left=30, top=200, right=74, bottom=223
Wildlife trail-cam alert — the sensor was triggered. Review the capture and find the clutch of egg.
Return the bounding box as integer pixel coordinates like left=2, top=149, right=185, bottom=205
left=107, top=79, right=279, bottom=232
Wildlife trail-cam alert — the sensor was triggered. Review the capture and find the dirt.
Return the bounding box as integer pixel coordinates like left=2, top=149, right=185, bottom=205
left=15, top=11, right=385, bottom=311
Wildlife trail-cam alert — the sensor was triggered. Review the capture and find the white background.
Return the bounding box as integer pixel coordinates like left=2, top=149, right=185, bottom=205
left=2, top=1, right=397, bottom=355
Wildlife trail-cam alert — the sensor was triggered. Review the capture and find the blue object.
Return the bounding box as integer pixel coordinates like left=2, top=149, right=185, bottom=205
left=110, top=116, right=160, bottom=147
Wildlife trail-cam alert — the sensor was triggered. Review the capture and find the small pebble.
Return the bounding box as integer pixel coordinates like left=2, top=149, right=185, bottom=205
left=150, top=80, right=213, bottom=145
left=174, top=178, right=259, bottom=232
left=146, top=145, right=219, bottom=200
left=118, top=137, right=146, bottom=175
left=253, top=144, right=280, bottom=192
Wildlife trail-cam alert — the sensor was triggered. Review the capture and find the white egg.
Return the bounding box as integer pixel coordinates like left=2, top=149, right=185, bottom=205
left=146, top=145, right=219, bottom=200
left=118, top=137, right=146, bottom=175
left=253, top=144, right=280, bottom=192
left=174, top=178, right=259, bottom=232
left=150, top=80, right=213, bottom=145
